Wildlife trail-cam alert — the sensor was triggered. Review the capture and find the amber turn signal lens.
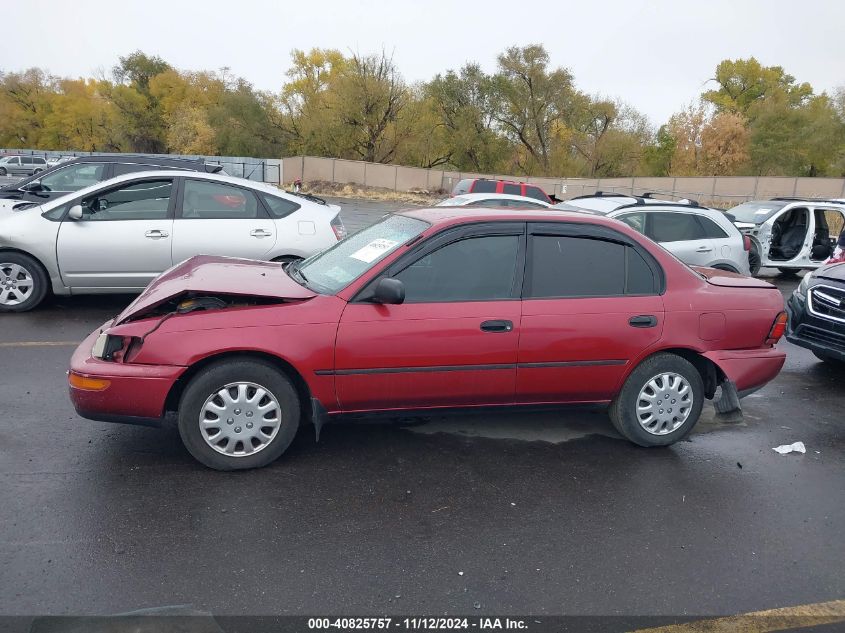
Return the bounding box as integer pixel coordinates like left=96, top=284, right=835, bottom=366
left=68, top=372, right=111, bottom=392
left=767, top=312, right=788, bottom=342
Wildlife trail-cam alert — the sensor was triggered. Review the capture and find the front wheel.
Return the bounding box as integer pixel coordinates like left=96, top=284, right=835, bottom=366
left=748, top=245, right=762, bottom=276
left=178, top=359, right=300, bottom=470
left=609, top=353, right=704, bottom=446
left=0, top=167, right=6, bottom=176
left=0, top=253, right=49, bottom=312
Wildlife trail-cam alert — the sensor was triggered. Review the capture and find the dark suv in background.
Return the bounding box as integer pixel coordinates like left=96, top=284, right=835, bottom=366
left=0, top=155, right=223, bottom=209
left=452, top=177, right=552, bottom=203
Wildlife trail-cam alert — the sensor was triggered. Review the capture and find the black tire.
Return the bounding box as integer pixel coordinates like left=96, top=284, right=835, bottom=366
left=748, top=245, right=762, bottom=276
left=33, top=168, right=43, bottom=174
left=712, top=264, right=739, bottom=273
left=813, top=351, right=844, bottom=365
left=0, top=167, right=6, bottom=176
left=609, top=353, right=704, bottom=447
left=177, top=359, right=300, bottom=470
left=778, top=268, right=800, bottom=276
left=0, top=252, right=49, bottom=312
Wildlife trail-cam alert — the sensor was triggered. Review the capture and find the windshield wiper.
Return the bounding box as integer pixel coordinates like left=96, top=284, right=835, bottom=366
left=286, top=260, right=310, bottom=287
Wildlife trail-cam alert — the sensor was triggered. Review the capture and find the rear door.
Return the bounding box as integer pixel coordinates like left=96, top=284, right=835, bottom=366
left=335, top=223, right=525, bottom=411
left=171, top=178, right=277, bottom=263
left=644, top=211, right=718, bottom=266
left=517, top=223, right=664, bottom=403
left=56, top=178, right=175, bottom=289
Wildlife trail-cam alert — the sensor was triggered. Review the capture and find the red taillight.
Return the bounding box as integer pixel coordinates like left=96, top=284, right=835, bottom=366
left=767, top=312, right=788, bottom=343
left=330, top=215, right=347, bottom=240
left=743, top=235, right=752, bottom=251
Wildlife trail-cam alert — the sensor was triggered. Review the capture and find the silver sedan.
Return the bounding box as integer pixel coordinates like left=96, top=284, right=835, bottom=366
left=0, top=171, right=345, bottom=311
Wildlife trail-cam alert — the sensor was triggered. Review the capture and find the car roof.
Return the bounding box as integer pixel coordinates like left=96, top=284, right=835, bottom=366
left=440, top=193, right=551, bottom=205
left=398, top=206, right=627, bottom=230
left=39, top=170, right=293, bottom=211
left=68, top=154, right=210, bottom=166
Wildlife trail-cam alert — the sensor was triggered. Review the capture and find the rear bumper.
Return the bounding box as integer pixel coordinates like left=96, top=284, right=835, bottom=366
left=702, top=347, right=786, bottom=394
left=68, top=327, right=185, bottom=425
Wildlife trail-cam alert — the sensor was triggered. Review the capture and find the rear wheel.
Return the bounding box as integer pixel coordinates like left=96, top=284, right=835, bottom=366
left=0, top=253, right=48, bottom=312
left=177, top=359, right=300, bottom=470
left=748, top=245, right=762, bottom=276
left=0, top=167, right=6, bottom=176
left=609, top=353, right=704, bottom=447
left=712, top=264, right=739, bottom=273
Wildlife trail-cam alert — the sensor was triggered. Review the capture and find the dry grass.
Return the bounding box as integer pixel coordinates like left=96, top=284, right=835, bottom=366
left=286, top=180, right=446, bottom=205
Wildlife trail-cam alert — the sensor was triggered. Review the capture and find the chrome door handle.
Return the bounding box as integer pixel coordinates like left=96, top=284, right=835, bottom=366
left=695, top=246, right=712, bottom=252
left=144, top=230, right=169, bottom=239
left=250, top=229, right=272, bottom=238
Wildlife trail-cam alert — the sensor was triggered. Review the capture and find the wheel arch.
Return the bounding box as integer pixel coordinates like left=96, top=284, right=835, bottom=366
left=625, top=347, right=726, bottom=399
left=164, top=350, right=313, bottom=424
left=0, top=247, right=54, bottom=296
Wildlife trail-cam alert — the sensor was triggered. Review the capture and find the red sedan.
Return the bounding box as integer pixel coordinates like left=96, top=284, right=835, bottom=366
left=68, top=208, right=787, bottom=470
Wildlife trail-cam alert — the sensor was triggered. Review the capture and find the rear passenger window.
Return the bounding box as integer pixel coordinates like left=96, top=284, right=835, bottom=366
left=181, top=180, right=260, bottom=219
left=470, top=180, right=496, bottom=193
left=528, top=235, right=656, bottom=298
left=525, top=185, right=549, bottom=202
left=503, top=183, right=521, bottom=195
left=649, top=213, right=705, bottom=242
left=697, top=216, right=729, bottom=238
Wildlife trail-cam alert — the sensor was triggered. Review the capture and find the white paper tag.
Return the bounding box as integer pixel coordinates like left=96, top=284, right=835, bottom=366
left=350, top=239, right=399, bottom=263
left=754, top=209, right=772, bottom=215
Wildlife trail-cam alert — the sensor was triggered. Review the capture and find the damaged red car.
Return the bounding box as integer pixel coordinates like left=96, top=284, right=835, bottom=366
left=69, top=208, right=787, bottom=470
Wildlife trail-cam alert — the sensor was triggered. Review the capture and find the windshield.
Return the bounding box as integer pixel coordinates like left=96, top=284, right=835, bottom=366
left=727, top=201, right=787, bottom=224
left=297, top=214, right=430, bottom=294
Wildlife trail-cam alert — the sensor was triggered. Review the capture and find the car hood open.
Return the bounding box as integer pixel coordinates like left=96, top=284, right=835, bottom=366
left=692, top=266, right=776, bottom=289
left=114, top=255, right=316, bottom=325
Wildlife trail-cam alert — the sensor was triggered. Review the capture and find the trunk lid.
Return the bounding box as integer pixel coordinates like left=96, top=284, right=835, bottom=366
left=115, top=255, right=316, bottom=324
left=692, top=266, right=776, bottom=289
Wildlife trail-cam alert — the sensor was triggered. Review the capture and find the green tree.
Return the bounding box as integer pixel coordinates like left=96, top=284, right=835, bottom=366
left=703, top=57, right=812, bottom=117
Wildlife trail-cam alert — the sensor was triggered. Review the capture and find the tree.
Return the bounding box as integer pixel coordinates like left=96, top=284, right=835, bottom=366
left=701, top=112, right=750, bottom=175
left=703, top=58, right=812, bottom=118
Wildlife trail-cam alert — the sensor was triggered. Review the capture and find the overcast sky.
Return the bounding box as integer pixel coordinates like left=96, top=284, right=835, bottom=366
left=4, top=0, right=844, bottom=126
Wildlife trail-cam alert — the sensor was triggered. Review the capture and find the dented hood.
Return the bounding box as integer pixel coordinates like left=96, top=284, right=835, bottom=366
left=692, top=266, right=776, bottom=289
left=115, top=255, right=316, bottom=324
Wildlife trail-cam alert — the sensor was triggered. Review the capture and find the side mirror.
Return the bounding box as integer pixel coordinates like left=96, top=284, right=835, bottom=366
left=372, top=277, right=405, bottom=304
left=21, top=180, right=42, bottom=192
left=67, top=204, right=84, bottom=220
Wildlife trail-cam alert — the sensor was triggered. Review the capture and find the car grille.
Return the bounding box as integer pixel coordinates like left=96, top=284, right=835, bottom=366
left=809, top=285, right=845, bottom=324
left=795, top=324, right=845, bottom=353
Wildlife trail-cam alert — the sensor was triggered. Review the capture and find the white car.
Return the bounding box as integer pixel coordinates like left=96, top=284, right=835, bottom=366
left=726, top=198, right=845, bottom=276
left=562, top=194, right=751, bottom=275
left=437, top=193, right=554, bottom=209
left=0, top=171, right=345, bottom=311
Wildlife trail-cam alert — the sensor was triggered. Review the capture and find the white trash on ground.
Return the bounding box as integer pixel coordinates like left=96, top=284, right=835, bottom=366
left=772, top=442, right=806, bottom=455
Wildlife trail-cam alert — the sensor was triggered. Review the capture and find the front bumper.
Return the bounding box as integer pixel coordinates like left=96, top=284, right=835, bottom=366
left=68, top=325, right=186, bottom=426
left=786, top=294, right=845, bottom=362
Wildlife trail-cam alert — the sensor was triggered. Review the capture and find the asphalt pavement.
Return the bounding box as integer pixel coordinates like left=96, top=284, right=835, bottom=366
left=0, top=200, right=843, bottom=628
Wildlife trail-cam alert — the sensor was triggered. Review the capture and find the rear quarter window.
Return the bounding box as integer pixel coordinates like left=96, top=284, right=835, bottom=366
left=525, top=185, right=550, bottom=202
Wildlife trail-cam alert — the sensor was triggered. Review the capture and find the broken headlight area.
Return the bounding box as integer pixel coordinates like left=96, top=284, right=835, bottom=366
left=91, top=332, right=140, bottom=362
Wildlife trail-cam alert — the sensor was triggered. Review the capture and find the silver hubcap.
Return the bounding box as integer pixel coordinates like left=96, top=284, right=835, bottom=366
left=636, top=372, right=693, bottom=435
left=0, top=263, right=34, bottom=306
left=199, top=382, right=282, bottom=457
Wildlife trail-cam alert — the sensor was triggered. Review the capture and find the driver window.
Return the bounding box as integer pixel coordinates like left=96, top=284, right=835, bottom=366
left=40, top=163, right=106, bottom=192
left=394, top=235, right=520, bottom=302
left=79, top=180, right=172, bottom=221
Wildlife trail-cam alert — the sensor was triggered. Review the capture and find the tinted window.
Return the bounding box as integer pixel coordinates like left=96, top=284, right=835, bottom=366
left=452, top=179, right=472, bottom=195
left=525, top=185, right=550, bottom=202
left=113, top=163, right=164, bottom=177
left=617, top=212, right=646, bottom=234
left=181, top=180, right=260, bottom=219
left=504, top=183, right=521, bottom=195
left=40, top=163, right=106, bottom=192
left=260, top=193, right=301, bottom=218
left=649, top=212, right=705, bottom=242
left=396, top=235, right=519, bottom=302
left=80, top=179, right=172, bottom=221
left=21, top=157, right=32, bottom=165
left=470, top=180, right=496, bottom=193
left=697, top=216, right=729, bottom=239
left=468, top=199, right=510, bottom=208
left=33, top=157, right=46, bottom=165
left=528, top=235, right=655, bottom=298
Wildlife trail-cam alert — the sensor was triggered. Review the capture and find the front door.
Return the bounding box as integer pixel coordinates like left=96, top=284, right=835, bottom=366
left=56, top=178, right=175, bottom=289
left=171, top=178, right=277, bottom=263
left=517, top=224, right=664, bottom=403
left=335, top=224, right=525, bottom=412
